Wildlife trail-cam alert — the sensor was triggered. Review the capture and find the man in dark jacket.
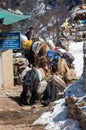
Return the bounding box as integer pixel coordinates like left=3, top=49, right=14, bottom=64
left=24, top=27, right=37, bottom=67
left=24, top=27, right=36, bottom=41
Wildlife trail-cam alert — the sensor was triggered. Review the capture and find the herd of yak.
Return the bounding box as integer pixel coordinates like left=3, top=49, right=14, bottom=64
left=18, top=35, right=78, bottom=106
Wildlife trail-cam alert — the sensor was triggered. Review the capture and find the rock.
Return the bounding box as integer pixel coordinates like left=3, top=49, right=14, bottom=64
left=65, top=96, right=86, bottom=130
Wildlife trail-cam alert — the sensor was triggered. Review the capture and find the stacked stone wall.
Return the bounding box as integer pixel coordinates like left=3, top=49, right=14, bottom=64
left=65, top=43, right=86, bottom=130
left=65, top=96, right=86, bottom=130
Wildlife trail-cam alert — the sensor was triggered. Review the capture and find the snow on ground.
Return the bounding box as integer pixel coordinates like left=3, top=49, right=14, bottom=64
left=33, top=2, right=46, bottom=15
left=33, top=99, right=82, bottom=130
left=33, top=41, right=86, bottom=130
left=68, top=41, right=84, bottom=77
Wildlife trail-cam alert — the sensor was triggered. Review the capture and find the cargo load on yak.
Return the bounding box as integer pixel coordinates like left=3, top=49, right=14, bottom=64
left=23, top=40, right=33, bottom=49
left=20, top=67, right=67, bottom=106
left=20, top=34, right=33, bottom=49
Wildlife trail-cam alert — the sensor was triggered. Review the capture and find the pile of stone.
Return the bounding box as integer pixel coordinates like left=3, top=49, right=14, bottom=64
left=65, top=96, right=86, bottom=130
left=13, top=52, right=29, bottom=85
left=59, top=4, right=86, bottom=42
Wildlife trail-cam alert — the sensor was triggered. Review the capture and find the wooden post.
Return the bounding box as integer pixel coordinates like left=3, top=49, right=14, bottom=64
left=0, top=52, right=3, bottom=88
left=0, top=24, right=14, bottom=89
left=2, top=50, right=14, bottom=88
left=83, top=42, right=86, bottom=92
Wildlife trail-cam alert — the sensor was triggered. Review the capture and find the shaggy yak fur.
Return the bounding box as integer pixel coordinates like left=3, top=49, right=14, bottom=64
left=56, top=58, right=77, bottom=83
left=20, top=68, right=57, bottom=106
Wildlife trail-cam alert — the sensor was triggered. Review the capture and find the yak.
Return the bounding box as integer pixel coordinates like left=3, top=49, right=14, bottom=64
left=20, top=68, right=57, bottom=106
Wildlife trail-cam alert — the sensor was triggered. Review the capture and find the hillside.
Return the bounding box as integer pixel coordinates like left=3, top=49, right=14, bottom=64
left=0, top=0, right=70, bottom=42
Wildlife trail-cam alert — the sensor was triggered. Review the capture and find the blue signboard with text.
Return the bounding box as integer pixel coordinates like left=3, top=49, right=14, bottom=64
left=0, top=32, right=21, bottom=50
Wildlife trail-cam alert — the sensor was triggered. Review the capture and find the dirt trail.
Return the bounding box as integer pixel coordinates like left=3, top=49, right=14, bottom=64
left=0, top=85, right=55, bottom=130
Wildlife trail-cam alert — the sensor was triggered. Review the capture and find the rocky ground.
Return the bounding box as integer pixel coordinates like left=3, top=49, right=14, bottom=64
left=0, top=85, right=55, bottom=130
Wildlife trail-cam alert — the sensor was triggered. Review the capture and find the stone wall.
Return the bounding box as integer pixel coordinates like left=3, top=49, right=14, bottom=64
left=65, top=96, right=86, bottom=130
left=65, top=42, right=86, bottom=130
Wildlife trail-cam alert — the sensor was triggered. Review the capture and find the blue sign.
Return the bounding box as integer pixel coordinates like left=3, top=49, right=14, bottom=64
left=0, top=32, right=21, bottom=50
